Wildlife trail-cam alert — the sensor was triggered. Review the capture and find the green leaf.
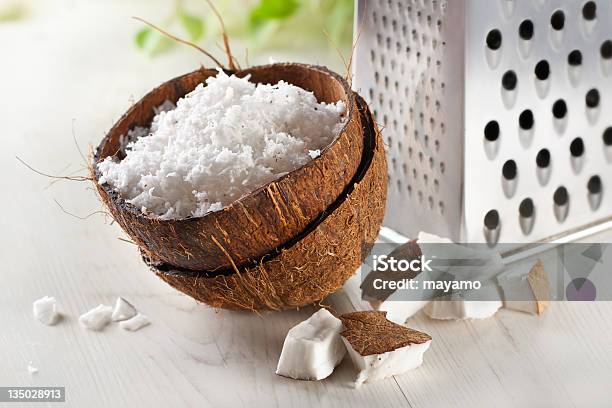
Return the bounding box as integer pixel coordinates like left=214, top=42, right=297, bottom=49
left=250, top=0, right=299, bottom=26
left=327, top=0, right=353, bottom=45
left=135, top=27, right=151, bottom=49
left=0, top=4, right=26, bottom=22
left=134, top=27, right=174, bottom=56
left=179, top=10, right=204, bottom=41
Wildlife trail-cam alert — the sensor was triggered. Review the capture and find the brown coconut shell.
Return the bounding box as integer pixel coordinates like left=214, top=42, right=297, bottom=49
left=93, top=63, right=364, bottom=271
left=145, top=93, right=387, bottom=310
left=340, top=311, right=432, bottom=356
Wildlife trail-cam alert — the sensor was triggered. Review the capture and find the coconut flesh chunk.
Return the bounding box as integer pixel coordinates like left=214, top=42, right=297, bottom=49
left=498, top=259, right=549, bottom=315
left=416, top=231, right=505, bottom=320
left=276, top=308, right=346, bottom=380
left=119, top=313, right=150, bottom=331
left=340, top=311, right=432, bottom=387
left=111, top=297, right=137, bottom=322
left=79, top=304, right=113, bottom=331
left=370, top=299, right=431, bottom=325
left=424, top=282, right=503, bottom=320
left=424, top=298, right=502, bottom=320
left=364, top=231, right=504, bottom=324
left=33, top=296, right=60, bottom=326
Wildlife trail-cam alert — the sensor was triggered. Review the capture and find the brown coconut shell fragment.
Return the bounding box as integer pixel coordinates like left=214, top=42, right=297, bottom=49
left=93, top=63, right=364, bottom=271
left=340, top=311, right=432, bottom=356
left=527, top=260, right=549, bottom=315
left=361, top=240, right=422, bottom=303
left=145, top=94, right=387, bottom=310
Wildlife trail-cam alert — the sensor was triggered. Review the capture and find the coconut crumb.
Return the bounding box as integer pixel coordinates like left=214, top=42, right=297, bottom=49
left=27, top=362, right=39, bottom=375
left=98, top=69, right=346, bottom=220
left=308, top=149, right=321, bottom=159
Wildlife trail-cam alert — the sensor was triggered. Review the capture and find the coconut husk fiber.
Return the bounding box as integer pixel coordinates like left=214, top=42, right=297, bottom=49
left=145, top=93, right=387, bottom=310
left=93, top=63, right=364, bottom=271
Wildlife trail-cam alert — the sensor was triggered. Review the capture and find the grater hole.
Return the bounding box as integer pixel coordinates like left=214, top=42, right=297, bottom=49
left=440, top=162, right=446, bottom=174
left=536, top=149, right=551, bottom=168
left=502, top=70, right=518, bottom=90
left=588, top=175, right=602, bottom=194
left=552, top=99, right=568, bottom=119
left=486, top=29, right=502, bottom=50
left=519, top=20, right=534, bottom=40
left=554, top=186, right=569, bottom=205
left=568, top=50, right=583, bottom=66
left=582, top=1, right=597, bottom=20
left=551, top=10, right=565, bottom=30
left=603, top=127, right=612, bottom=146
left=428, top=196, right=434, bottom=209
left=502, top=160, right=518, bottom=180
left=601, top=40, right=612, bottom=59
left=586, top=89, right=600, bottom=108
left=439, top=201, right=444, bottom=214
left=570, top=137, right=585, bottom=157
left=484, top=120, right=500, bottom=141
left=519, top=198, right=535, bottom=218
left=519, top=109, right=535, bottom=130
left=484, top=210, right=500, bottom=230
left=535, top=60, right=550, bottom=80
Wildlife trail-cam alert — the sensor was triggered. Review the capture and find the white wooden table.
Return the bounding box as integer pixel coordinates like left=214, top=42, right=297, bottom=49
left=1, top=2, right=611, bottom=407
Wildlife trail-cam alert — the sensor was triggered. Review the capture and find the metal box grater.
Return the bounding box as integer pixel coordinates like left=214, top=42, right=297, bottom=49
left=352, top=0, right=612, bottom=246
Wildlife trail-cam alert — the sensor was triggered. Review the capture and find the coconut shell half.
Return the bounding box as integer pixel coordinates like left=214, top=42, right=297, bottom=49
left=145, top=94, right=387, bottom=310
left=93, top=63, right=363, bottom=271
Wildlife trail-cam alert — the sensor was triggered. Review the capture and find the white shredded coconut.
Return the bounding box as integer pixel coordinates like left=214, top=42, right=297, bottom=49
left=308, top=149, right=321, bottom=159
left=98, top=70, right=346, bottom=220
